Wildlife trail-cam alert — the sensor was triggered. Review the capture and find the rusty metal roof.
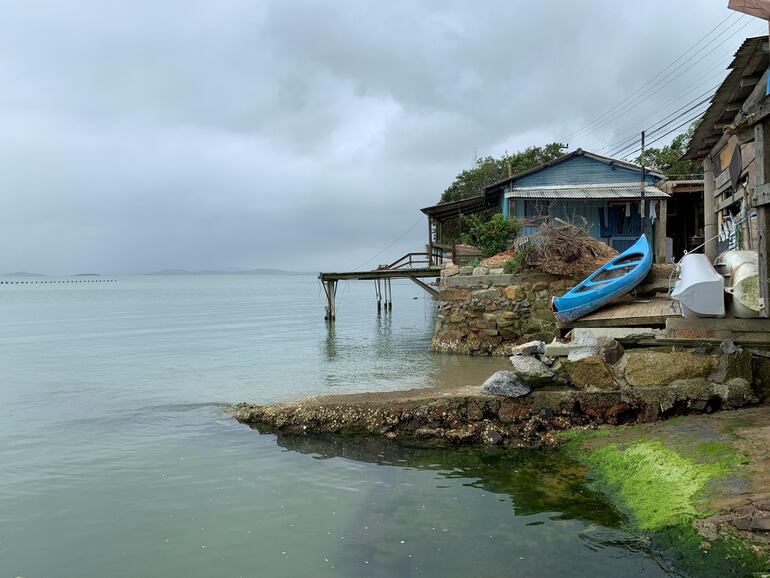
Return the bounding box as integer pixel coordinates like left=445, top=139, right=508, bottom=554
left=420, top=194, right=496, bottom=221
left=504, top=183, right=669, bottom=200
left=683, top=35, right=769, bottom=160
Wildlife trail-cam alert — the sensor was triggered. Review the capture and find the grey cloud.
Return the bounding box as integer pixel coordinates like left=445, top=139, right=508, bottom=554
left=0, top=0, right=762, bottom=274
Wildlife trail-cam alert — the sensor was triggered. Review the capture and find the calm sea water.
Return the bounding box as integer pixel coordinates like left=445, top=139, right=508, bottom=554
left=0, top=275, right=675, bottom=577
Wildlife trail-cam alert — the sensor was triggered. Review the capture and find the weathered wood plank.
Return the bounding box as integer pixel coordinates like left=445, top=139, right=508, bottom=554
left=666, top=316, right=770, bottom=333
left=565, top=298, right=680, bottom=328
left=754, top=119, right=770, bottom=317
left=319, top=268, right=440, bottom=282
left=752, top=182, right=770, bottom=208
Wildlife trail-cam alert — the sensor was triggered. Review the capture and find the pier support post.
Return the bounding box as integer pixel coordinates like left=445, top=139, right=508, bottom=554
left=324, top=280, right=337, bottom=321
left=375, top=279, right=382, bottom=313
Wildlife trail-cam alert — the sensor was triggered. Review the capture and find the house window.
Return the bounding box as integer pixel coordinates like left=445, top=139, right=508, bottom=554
left=523, top=200, right=550, bottom=224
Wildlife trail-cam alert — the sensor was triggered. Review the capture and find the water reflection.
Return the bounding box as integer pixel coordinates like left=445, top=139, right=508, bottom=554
left=263, top=432, right=678, bottom=578
left=272, top=432, right=621, bottom=526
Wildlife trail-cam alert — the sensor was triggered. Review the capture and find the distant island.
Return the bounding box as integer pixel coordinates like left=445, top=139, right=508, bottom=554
left=72, top=273, right=101, bottom=277
left=146, top=268, right=310, bottom=276
left=1, top=271, right=48, bottom=277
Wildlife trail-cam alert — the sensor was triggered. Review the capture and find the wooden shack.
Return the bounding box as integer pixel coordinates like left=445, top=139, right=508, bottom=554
left=683, top=34, right=770, bottom=316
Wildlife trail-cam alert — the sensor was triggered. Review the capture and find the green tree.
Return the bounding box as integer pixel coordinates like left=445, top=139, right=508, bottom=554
left=634, top=122, right=702, bottom=179
left=438, top=143, right=565, bottom=243
left=462, top=213, right=522, bottom=258
left=440, top=143, right=566, bottom=204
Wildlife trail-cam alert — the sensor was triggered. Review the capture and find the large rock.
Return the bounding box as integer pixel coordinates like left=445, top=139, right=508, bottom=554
left=472, top=267, right=489, bottom=276
left=503, top=285, right=522, bottom=300
left=480, top=370, right=531, bottom=398
left=625, top=351, right=718, bottom=387
left=595, top=337, right=624, bottom=365
left=562, top=350, right=618, bottom=390
left=509, top=340, right=545, bottom=356
left=441, top=264, right=460, bottom=277
left=509, top=355, right=554, bottom=387
left=458, top=266, right=474, bottom=276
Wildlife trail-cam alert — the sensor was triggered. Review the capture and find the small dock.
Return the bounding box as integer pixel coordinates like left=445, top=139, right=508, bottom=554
left=319, top=251, right=444, bottom=320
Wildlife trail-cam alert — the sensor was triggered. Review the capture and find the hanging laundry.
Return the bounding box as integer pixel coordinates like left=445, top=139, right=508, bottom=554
left=598, top=207, right=612, bottom=238
left=625, top=202, right=631, bottom=218
left=649, top=200, right=657, bottom=225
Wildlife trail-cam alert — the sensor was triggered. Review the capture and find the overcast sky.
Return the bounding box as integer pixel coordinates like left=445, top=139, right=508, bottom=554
left=1, top=1, right=767, bottom=275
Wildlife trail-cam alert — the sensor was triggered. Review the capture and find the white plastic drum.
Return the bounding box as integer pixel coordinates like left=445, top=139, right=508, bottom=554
left=720, top=250, right=763, bottom=318
left=671, top=253, right=725, bottom=318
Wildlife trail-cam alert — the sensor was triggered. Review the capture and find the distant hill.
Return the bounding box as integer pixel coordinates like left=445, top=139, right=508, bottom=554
left=73, top=273, right=101, bottom=277
left=1, top=271, right=48, bottom=277
left=146, top=268, right=310, bottom=276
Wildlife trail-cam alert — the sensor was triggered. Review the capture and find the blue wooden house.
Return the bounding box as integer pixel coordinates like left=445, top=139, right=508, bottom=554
left=422, top=149, right=671, bottom=264
left=483, top=149, right=669, bottom=259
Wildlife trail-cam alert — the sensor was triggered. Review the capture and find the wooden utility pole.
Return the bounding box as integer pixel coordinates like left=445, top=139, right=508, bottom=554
left=639, top=131, right=647, bottom=225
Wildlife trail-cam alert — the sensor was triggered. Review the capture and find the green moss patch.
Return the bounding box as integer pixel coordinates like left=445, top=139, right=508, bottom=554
left=583, top=441, right=738, bottom=530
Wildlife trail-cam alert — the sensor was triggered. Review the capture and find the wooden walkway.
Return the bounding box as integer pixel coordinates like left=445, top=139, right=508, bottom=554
left=319, top=252, right=444, bottom=320
left=565, top=297, right=681, bottom=328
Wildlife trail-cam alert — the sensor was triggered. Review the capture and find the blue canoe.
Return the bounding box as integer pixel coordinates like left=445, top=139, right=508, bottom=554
left=552, top=234, right=652, bottom=324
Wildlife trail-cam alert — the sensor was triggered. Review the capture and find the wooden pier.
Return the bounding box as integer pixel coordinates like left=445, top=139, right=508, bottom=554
left=319, top=251, right=444, bottom=320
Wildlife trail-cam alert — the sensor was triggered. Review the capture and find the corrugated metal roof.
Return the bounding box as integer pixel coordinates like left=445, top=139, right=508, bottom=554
left=504, top=183, right=669, bottom=200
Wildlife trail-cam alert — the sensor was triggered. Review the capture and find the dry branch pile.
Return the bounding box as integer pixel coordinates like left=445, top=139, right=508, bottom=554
left=525, top=217, right=618, bottom=278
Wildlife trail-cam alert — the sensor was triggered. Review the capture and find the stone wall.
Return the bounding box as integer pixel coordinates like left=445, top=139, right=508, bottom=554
left=431, top=270, right=569, bottom=355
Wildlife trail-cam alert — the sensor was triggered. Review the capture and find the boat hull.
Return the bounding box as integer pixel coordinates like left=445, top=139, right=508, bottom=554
left=552, top=235, right=652, bottom=324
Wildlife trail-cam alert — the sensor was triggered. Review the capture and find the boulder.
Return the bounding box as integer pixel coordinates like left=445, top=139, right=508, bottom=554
left=625, top=351, right=718, bottom=387
left=595, top=337, right=624, bottom=365
left=562, top=350, right=618, bottom=390
left=489, top=268, right=504, bottom=276
left=509, top=340, right=546, bottom=356
left=481, top=370, right=531, bottom=398
left=472, top=267, right=489, bottom=276
left=503, top=285, right=522, bottom=300
left=509, top=355, right=554, bottom=387
left=458, top=266, right=474, bottom=276
left=441, top=264, right=460, bottom=277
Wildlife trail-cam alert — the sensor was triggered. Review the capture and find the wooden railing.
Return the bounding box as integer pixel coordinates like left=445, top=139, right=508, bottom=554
left=385, top=248, right=448, bottom=270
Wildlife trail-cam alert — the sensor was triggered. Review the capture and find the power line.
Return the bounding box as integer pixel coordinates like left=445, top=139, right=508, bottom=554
left=563, top=11, right=742, bottom=143
left=595, top=73, right=726, bottom=152
left=571, top=15, right=755, bottom=143
left=352, top=217, right=424, bottom=271
left=608, top=96, right=714, bottom=158
left=616, top=108, right=710, bottom=161
left=599, top=83, right=719, bottom=154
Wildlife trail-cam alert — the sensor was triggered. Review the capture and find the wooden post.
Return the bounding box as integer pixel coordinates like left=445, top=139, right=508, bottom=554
left=754, top=119, right=770, bottom=316
left=654, top=198, right=667, bottom=263
left=324, top=280, right=337, bottom=321
left=375, top=279, right=382, bottom=313
left=703, top=155, right=718, bottom=261
left=427, top=217, right=434, bottom=267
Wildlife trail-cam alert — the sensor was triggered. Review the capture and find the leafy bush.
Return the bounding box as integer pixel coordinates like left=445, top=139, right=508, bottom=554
left=462, top=214, right=522, bottom=258
left=503, top=251, right=527, bottom=274
left=466, top=258, right=481, bottom=268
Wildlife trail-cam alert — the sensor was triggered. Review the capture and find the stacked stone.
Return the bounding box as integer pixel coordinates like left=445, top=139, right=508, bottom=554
left=432, top=278, right=566, bottom=355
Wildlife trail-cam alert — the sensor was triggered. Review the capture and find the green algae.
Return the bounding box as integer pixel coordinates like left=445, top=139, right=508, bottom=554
left=582, top=440, right=740, bottom=530
left=563, top=430, right=768, bottom=576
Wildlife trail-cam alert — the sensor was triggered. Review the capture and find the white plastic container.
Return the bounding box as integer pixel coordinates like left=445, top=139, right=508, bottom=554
left=720, top=250, right=763, bottom=318
left=671, top=253, right=725, bottom=318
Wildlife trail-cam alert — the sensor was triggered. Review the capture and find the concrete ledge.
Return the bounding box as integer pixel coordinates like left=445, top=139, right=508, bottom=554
left=233, top=379, right=755, bottom=449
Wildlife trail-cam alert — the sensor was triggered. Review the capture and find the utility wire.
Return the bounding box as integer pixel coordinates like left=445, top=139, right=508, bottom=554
left=571, top=16, right=754, bottom=143
left=564, top=12, right=742, bottom=143
left=608, top=97, right=713, bottom=158
left=352, top=217, right=424, bottom=271
left=616, top=108, right=711, bottom=161
left=596, top=77, right=724, bottom=152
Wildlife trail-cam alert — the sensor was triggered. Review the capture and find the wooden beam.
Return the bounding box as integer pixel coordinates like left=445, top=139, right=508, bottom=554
left=754, top=119, right=770, bottom=317
left=406, top=275, right=439, bottom=298
left=654, top=198, right=667, bottom=264
left=752, top=182, right=770, bottom=207
left=703, top=155, right=718, bottom=261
